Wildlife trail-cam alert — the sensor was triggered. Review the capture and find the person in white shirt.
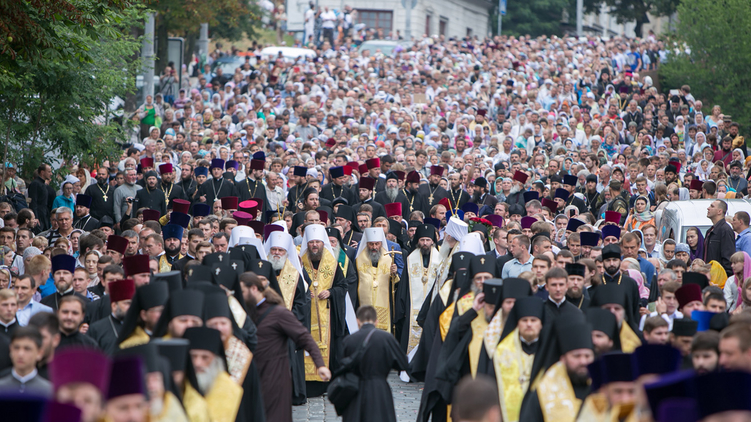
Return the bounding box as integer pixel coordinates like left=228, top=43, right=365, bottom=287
left=320, top=7, right=336, bottom=46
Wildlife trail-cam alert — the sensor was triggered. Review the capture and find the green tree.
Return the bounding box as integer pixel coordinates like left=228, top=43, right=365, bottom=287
left=660, top=0, right=751, bottom=137
left=0, top=1, right=144, bottom=179
left=581, top=0, right=679, bottom=37
left=493, top=0, right=572, bottom=37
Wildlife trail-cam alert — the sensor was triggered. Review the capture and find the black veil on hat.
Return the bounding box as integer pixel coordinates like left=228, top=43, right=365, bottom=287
left=585, top=307, right=622, bottom=352
left=153, top=290, right=205, bottom=337
left=527, top=312, right=589, bottom=392
left=499, top=296, right=544, bottom=342
left=248, top=258, right=282, bottom=297
left=118, top=281, right=169, bottom=347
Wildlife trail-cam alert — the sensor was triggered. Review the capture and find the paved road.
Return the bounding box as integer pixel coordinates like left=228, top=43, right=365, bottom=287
left=292, top=372, right=424, bottom=421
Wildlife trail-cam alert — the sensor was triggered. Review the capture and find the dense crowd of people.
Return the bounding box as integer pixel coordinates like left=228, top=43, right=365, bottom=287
left=1, top=31, right=751, bottom=422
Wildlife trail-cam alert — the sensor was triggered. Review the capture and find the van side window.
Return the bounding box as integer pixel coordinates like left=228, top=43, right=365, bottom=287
left=668, top=229, right=674, bottom=240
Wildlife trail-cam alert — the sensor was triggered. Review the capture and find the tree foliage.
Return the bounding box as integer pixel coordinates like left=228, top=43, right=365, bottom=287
left=660, top=0, right=751, bottom=135
left=493, top=0, right=573, bottom=37
left=581, top=0, right=679, bottom=37
left=0, top=0, right=145, bottom=178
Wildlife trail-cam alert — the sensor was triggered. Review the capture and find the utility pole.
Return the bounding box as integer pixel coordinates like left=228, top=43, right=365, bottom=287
left=402, top=0, right=416, bottom=40
left=198, top=23, right=209, bottom=67
left=576, top=0, right=583, bottom=36
left=142, top=12, right=155, bottom=100
left=497, top=0, right=505, bottom=36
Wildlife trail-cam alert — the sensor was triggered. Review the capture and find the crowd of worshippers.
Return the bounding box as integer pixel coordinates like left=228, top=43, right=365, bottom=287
left=2, top=32, right=751, bottom=422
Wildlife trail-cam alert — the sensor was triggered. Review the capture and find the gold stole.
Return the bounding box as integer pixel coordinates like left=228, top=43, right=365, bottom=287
left=493, top=328, right=534, bottom=422
left=159, top=253, right=181, bottom=273
left=152, top=391, right=189, bottom=422
left=605, top=402, right=638, bottom=422
left=302, top=249, right=336, bottom=381
left=228, top=296, right=247, bottom=328
left=225, top=336, right=252, bottom=385
left=483, top=310, right=504, bottom=357
left=536, top=361, right=582, bottom=422
left=440, top=302, right=456, bottom=341
left=118, top=326, right=151, bottom=349
left=278, top=259, right=300, bottom=311
left=620, top=323, right=642, bottom=353
left=356, top=251, right=394, bottom=332
left=468, top=309, right=488, bottom=378
left=182, top=382, right=210, bottom=422
left=405, top=248, right=439, bottom=354
left=576, top=392, right=610, bottom=422
left=433, top=243, right=458, bottom=302
left=205, top=371, right=244, bottom=422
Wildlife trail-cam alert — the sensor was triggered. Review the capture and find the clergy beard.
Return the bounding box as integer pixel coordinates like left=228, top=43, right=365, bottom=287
left=567, top=289, right=582, bottom=299
left=149, top=397, right=164, bottom=417
left=196, top=358, right=226, bottom=395
left=368, top=249, right=381, bottom=267
left=332, top=245, right=342, bottom=260
left=567, top=368, right=590, bottom=386
left=308, top=249, right=323, bottom=262
left=386, top=187, right=398, bottom=202
left=471, top=284, right=482, bottom=295
left=165, top=244, right=180, bottom=256
left=509, top=184, right=521, bottom=195
left=471, top=190, right=482, bottom=202
left=420, top=244, right=432, bottom=256
left=269, top=253, right=287, bottom=271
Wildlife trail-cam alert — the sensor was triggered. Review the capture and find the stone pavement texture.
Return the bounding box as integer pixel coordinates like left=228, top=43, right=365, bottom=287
left=292, top=372, right=424, bottom=421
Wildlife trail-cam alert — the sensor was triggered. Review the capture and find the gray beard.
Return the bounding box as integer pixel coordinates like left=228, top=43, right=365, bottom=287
left=270, top=253, right=287, bottom=271
left=368, top=249, right=381, bottom=267
left=196, top=357, right=226, bottom=396
left=332, top=245, right=341, bottom=259
left=386, top=187, right=398, bottom=202
left=510, top=185, right=521, bottom=195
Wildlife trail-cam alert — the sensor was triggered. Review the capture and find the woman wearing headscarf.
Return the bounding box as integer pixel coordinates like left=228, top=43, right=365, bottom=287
left=626, top=269, right=650, bottom=300
left=624, top=196, right=654, bottom=231
left=686, top=227, right=705, bottom=262
left=724, top=251, right=751, bottom=312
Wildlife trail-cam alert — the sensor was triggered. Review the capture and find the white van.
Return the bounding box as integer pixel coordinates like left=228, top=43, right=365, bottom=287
left=656, top=199, right=751, bottom=242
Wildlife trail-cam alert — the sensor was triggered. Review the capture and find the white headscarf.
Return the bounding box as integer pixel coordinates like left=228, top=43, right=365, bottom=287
left=228, top=226, right=267, bottom=260
left=445, top=217, right=469, bottom=243
left=458, top=232, right=485, bottom=255
left=355, top=227, right=389, bottom=259
left=264, top=230, right=304, bottom=280
left=300, top=224, right=334, bottom=258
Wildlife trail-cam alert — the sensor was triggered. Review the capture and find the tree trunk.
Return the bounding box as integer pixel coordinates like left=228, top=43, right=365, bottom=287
left=185, top=31, right=197, bottom=68
left=155, top=14, right=169, bottom=78
left=124, top=24, right=142, bottom=114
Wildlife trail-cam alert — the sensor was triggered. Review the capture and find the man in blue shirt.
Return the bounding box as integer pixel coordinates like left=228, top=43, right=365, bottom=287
left=502, top=235, right=534, bottom=278
left=732, top=211, right=751, bottom=256
left=14, top=275, right=52, bottom=327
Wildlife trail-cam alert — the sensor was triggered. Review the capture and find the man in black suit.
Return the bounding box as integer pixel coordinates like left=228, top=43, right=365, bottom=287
left=28, top=164, right=53, bottom=230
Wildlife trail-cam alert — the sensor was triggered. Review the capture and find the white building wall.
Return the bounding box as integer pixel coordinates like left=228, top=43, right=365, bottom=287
left=314, top=0, right=490, bottom=40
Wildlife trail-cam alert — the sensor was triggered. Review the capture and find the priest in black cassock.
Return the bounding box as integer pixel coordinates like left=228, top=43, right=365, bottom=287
left=73, top=194, right=100, bottom=232
left=353, top=177, right=386, bottom=221
left=177, top=163, right=198, bottom=202
left=287, top=166, right=310, bottom=207
left=446, top=173, right=471, bottom=212
left=374, top=173, right=411, bottom=220
left=118, top=280, right=170, bottom=349
left=565, top=262, right=590, bottom=309
left=237, top=156, right=269, bottom=215
left=158, top=163, right=186, bottom=205
left=417, top=165, right=448, bottom=213
left=57, top=295, right=99, bottom=350
left=196, top=159, right=238, bottom=205
left=321, top=166, right=356, bottom=205
left=41, top=255, right=86, bottom=311
left=135, top=171, right=167, bottom=216
left=334, top=204, right=362, bottom=248
left=325, top=226, right=358, bottom=308
left=340, top=306, right=409, bottom=422
left=86, top=278, right=134, bottom=355
left=403, top=171, right=427, bottom=218
left=84, top=167, right=115, bottom=221
left=543, top=267, right=584, bottom=317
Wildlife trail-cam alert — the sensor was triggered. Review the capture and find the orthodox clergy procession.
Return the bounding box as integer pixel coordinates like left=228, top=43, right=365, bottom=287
left=5, top=16, right=751, bottom=421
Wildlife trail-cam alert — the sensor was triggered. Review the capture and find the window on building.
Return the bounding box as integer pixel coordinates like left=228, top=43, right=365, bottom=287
left=356, top=10, right=393, bottom=35
left=425, top=14, right=431, bottom=36
left=439, top=17, right=448, bottom=36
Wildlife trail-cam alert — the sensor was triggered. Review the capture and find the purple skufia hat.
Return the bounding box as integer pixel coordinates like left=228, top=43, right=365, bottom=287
left=486, top=214, right=503, bottom=227
left=107, top=355, right=146, bottom=400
